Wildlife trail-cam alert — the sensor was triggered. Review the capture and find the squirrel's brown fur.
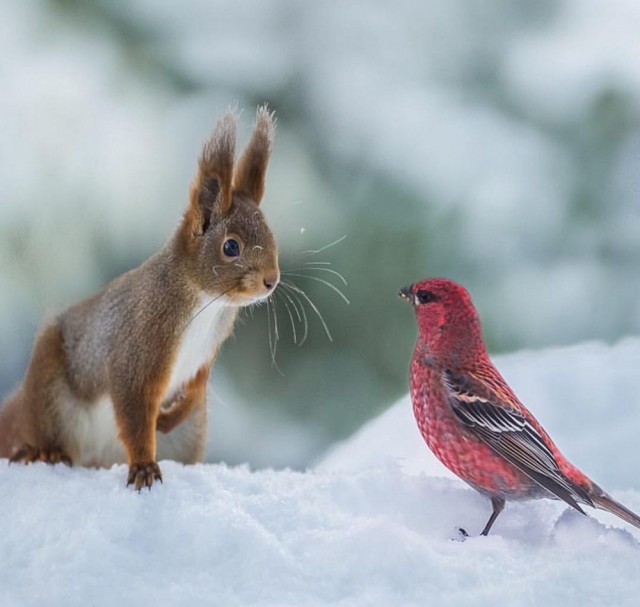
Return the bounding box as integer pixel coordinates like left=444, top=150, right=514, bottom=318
left=0, top=107, right=279, bottom=489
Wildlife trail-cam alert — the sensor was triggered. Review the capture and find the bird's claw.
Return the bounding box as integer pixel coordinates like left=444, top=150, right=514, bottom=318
left=450, top=527, right=469, bottom=542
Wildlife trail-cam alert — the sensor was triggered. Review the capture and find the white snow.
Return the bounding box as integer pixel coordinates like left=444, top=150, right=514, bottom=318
left=3, top=339, right=640, bottom=606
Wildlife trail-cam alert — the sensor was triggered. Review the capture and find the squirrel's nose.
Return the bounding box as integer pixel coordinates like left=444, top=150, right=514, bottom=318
left=263, top=270, right=279, bottom=291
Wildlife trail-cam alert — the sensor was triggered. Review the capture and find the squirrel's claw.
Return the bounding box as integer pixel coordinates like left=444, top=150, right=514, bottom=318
left=127, top=461, right=163, bottom=491
left=9, top=444, right=72, bottom=466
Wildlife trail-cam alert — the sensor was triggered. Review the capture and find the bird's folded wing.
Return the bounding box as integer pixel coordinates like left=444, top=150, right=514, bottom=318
left=443, top=369, right=593, bottom=512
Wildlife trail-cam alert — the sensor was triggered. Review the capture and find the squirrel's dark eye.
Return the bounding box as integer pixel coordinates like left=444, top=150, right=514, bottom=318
left=416, top=290, right=438, bottom=304
left=223, top=238, right=241, bottom=258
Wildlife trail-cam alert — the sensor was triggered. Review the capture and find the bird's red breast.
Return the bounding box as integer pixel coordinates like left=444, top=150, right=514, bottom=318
left=410, top=356, right=534, bottom=497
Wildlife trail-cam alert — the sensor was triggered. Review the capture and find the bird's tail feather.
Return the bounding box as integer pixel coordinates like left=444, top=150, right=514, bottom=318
left=592, top=492, right=640, bottom=530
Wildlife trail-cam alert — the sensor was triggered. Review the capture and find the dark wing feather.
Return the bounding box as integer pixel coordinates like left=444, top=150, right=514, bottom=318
left=444, top=370, right=593, bottom=512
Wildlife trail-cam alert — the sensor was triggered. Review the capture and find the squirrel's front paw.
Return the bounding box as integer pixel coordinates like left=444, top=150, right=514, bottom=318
left=9, top=444, right=72, bottom=466
left=127, top=461, right=163, bottom=491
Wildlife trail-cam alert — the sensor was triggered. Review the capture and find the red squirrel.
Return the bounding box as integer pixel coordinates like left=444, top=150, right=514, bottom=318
left=0, top=107, right=279, bottom=489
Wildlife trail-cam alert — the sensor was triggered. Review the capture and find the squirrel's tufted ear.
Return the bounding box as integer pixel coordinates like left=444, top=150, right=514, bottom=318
left=187, top=110, right=236, bottom=236
left=232, top=105, right=275, bottom=205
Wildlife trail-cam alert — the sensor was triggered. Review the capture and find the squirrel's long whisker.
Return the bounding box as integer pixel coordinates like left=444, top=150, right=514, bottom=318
left=285, top=265, right=348, bottom=286
left=279, top=282, right=309, bottom=346
left=282, top=272, right=350, bottom=304
left=301, top=234, right=347, bottom=256
left=270, top=295, right=280, bottom=344
left=276, top=290, right=298, bottom=344
left=282, top=280, right=333, bottom=342
left=265, top=297, right=284, bottom=375
left=266, top=298, right=275, bottom=363
left=279, top=285, right=302, bottom=323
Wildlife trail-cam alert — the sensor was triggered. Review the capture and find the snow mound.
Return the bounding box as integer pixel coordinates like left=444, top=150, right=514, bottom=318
left=2, top=339, right=640, bottom=606
left=2, top=461, right=640, bottom=607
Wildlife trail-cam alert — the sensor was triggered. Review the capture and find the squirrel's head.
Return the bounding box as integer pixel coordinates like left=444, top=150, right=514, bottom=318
left=180, top=106, right=279, bottom=306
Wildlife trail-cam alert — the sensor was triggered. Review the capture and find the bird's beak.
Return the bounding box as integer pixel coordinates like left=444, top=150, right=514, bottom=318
left=398, top=284, right=415, bottom=305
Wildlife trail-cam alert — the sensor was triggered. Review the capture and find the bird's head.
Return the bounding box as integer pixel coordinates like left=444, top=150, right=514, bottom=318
left=399, top=277, right=486, bottom=365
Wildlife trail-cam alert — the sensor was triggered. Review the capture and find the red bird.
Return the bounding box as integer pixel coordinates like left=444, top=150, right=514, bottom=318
left=400, top=277, right=640, bottom=536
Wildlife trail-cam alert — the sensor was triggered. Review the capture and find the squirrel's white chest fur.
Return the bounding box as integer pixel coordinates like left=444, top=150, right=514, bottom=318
left=69, top=294, right=229, bottom=466
left=165, top=294, right=229, bottom=402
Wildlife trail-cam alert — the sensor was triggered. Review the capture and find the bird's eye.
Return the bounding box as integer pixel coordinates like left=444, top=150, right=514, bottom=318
left=416, top=290, right=438, bottom=304
left=223, top=238, right=241, bottom=258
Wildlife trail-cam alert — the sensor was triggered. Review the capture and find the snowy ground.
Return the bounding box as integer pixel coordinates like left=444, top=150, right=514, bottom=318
left=2, top=339, right=640, bottom=606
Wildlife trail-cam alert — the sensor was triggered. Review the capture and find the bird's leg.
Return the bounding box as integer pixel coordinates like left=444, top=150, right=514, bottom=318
left=480, top=497, right=505, bottom=536
left=455, top=497, right=505, bottom=539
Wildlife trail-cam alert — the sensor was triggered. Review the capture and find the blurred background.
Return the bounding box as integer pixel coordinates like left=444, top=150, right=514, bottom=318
left=1, top=0, right=639, bottom=469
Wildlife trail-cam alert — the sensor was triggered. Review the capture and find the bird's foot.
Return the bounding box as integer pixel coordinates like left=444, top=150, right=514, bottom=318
left=450, top=527, right=469, bottom=542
